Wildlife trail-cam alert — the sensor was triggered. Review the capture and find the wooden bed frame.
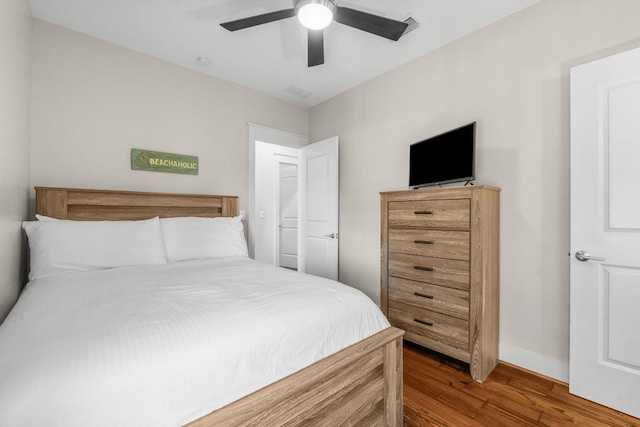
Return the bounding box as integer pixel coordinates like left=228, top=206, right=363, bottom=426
left=34, top=186, right=404, bottom=426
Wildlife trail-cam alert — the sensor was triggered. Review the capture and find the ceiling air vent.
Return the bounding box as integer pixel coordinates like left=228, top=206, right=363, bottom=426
left=285, top=85, right=313, bottom=98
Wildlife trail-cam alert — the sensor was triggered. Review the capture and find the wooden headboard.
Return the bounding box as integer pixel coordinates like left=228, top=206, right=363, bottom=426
left=35, top=187, right=238, bottom=220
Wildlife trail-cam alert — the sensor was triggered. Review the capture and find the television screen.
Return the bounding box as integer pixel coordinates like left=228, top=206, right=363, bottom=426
left=409, top=122, right=475, bottom=188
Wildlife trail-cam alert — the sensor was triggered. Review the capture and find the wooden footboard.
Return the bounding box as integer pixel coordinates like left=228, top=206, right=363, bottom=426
left=186, top=327, right=404, bottom=427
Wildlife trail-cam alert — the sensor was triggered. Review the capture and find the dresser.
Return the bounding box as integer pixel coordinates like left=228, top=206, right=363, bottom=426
left=380, top=185, right=500, bottom=382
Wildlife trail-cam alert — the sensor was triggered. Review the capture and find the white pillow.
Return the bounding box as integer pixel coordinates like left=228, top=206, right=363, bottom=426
left=34, top=214, right=58, bottom=221
left=23, top=217, right=167, bottom=280
left=160, top=216, right=248, bottom=262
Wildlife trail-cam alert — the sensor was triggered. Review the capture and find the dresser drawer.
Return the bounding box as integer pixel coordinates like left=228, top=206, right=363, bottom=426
left=388, top=199, right=470, bottom=229
left=388, top=276, right=469, bottom=319
left=388, top=301, right=470, bottom=362
left=388, top=228, right=469, bottom=260
left=388, top=253, right=469, bottom=290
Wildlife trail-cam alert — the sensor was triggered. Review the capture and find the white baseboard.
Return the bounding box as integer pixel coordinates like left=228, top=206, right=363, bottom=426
left=499, top=343, right=569, bottom=383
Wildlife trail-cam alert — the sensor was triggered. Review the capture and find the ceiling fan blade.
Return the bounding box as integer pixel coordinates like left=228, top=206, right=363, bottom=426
left=334, top=7, right=408, bottom=41
left=220, top=8, right=296, bottom=31
left=308, top=29, right=324, bottom=67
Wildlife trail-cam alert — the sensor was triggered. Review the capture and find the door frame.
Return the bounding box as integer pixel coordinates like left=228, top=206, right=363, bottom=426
left=248, top=123, right=308, bottom=260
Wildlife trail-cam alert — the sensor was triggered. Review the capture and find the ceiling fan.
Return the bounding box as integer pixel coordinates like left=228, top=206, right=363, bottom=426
left=220, top=0, right=409, bottom=67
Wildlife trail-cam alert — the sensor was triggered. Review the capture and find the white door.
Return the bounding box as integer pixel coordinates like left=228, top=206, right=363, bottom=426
left=278, top=163, right=299, bottom=270
left=299, top=137, right=339, bottom=280
left=248, top=124, right=308, bottom=261
left=570, top=47, right=640, bottom=417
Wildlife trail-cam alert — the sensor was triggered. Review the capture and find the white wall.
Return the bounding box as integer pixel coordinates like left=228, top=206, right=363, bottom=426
left=309, top=0, right=640, bottom=380
left=0, top=0, right=32, bottom=321
left=31, top=21, right=309, bottom=215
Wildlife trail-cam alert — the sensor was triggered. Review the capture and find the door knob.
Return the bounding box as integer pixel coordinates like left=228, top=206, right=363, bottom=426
left=575, top=250, right=605, bottom=262
left=324, top=233, right=338, bottom=239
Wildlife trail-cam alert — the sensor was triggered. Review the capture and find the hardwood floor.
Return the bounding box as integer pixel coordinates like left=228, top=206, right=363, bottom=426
left=403, top=342, right=640, bottom=426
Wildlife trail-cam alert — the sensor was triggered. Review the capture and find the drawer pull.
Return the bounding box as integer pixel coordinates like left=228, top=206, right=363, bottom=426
left=414, top=240, right=434, bottom=245
left=414, top=292, right=434, bottom=300
left=414, top=210, right=433, bottom=215
left=414, top=318, right=434, bottom=327
left=414, top=266, right=434, bottom=272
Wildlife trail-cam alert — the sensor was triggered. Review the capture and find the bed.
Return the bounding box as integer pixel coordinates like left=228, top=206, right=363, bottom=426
left=0, top=186, right=404, bottom=427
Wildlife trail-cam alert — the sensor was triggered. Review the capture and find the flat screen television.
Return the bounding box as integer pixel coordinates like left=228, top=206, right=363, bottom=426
left=409, top=122, right=476, bottom=188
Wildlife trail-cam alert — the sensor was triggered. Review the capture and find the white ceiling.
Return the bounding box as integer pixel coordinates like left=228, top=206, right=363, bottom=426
left=29, top=0, right=540, bottom=107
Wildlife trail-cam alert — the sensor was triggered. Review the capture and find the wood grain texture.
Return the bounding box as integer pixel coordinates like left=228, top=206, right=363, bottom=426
left=389, top=229, right=470, bottom=260
left=388, top=276, right=469, bottom=320
left=35, top=187, right=238, bottom=220
left=404, top=342, right=640, bottom=426
left=381, top=185, right=500, bottom=382
left=388, top=199, right=470, bottom=229
left=186, top=328, right=405, bottom=427
left=384, top=327, right=403, bottom=427
left=389, top=253, right=470, bottom=291
left=36, top=187, right=404, bottom=426
left=389, top=301, right=470, bottom=362
left=469, top=187, right=500, bottom=383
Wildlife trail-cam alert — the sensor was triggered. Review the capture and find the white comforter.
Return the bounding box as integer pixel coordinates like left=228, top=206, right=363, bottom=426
left=0, top=257, right=389, bottom=427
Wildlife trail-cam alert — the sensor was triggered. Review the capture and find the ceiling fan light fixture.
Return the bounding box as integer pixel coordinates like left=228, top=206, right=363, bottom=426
left=296, top=0, right=336, bottom=30
left=221, top=1, right=409, bottom=67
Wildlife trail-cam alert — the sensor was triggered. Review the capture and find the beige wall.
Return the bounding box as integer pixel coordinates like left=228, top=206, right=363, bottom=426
left=309, top=0, right=640, bottom=379
left=0, top=0, right=32, bottom=320
left=31, top=20, right=309, bottom=214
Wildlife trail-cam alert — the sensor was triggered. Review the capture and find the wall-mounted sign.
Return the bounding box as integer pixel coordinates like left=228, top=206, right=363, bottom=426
left=131, top=149, right=199, bottom=175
